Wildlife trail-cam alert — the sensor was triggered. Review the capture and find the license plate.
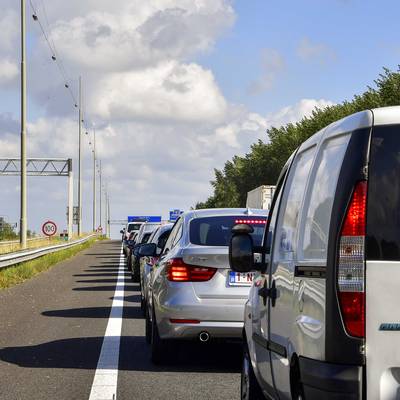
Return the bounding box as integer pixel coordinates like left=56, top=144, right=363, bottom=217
left=228, top=271, right=255, bottom=286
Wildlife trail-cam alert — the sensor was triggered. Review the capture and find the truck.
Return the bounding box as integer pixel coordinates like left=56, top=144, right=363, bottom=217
left=246, top=185, right=276, bottom=210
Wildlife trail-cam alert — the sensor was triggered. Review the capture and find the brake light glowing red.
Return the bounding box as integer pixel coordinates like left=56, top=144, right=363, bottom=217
left=166, top=258, right=217, bottom=282
left=341, top=181, right=367, bottom=236
left=235, top=219, right=266, bottom=225
left=337, top=181, right=367, bottom=338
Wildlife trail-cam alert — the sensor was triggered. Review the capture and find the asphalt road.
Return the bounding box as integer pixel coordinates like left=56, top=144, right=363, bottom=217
left=0, top=240, right=241, bottom=400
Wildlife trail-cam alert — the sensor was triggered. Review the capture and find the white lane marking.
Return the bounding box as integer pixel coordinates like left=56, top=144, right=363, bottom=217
left=88, top=245, right=125, bottom=400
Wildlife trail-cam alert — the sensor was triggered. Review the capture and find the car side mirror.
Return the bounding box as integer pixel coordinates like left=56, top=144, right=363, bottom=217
left=133, top=244, right=142, bottom=257
left=120, top=230, right=124, bottom=234
left=229, top=224, right=254, bottom=273
left=138, top=243, right=157, bottom=257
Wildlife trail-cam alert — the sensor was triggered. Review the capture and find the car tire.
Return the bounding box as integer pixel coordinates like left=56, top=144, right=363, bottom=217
left=151, top=309, right=170, bottom=364
left=241, top=342, right=265, bottom=400
left=145, top=305, right=152, bottom=344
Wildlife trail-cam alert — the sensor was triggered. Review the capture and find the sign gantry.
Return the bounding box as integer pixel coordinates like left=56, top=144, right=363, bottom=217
left=0, top=158, right=71, bottom=176
left=0, top=158, right=73, bottom=239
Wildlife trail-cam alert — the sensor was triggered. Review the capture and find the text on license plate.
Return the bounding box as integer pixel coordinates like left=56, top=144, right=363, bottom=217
left=229, top=271, right=255, bottom=286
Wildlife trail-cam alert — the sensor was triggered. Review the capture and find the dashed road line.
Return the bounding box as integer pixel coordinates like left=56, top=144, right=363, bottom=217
left=88, top=245, right=125, bottom=400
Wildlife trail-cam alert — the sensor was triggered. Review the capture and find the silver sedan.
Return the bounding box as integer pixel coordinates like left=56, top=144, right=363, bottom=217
left=141, top=208, right=267, bottom=364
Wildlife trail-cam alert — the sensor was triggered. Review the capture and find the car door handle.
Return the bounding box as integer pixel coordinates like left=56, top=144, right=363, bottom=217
left=258, top=282, right=278, bottom=307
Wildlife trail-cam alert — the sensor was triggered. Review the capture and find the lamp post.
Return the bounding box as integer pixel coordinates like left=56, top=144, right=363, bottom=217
left=99, top=159, right=102, bottom=231
left=92, top=128, right=96, bottom=232
left=77, top=76, right=82, bottom=236
left=20, top=0, right=27, bottom=248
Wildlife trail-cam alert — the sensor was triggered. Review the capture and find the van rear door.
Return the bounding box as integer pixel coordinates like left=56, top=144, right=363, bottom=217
left=366, top=124, right=400, bottom=399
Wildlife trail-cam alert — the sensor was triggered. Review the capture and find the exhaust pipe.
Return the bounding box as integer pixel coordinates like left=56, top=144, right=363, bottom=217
left=199, top=331, right=210, bottom=342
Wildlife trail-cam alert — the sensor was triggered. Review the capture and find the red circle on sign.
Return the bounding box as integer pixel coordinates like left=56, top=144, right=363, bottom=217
left=42, top=220, right=57, bottom=237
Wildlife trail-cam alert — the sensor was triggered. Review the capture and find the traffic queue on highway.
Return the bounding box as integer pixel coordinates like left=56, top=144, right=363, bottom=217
left=121, top=107, right=400, bottom=400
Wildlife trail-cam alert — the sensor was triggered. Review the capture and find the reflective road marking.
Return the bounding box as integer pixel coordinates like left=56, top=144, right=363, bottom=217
left=88, top=245, right=125, bottom=400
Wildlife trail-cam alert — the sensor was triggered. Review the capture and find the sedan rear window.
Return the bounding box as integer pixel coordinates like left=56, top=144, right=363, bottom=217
left=127, top=223, right=142, bottom=232
left=190, top=216, right=266, bottom=247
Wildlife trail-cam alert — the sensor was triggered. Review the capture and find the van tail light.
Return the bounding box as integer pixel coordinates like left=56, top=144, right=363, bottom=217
left=166, top=258, right=217, bottom=282
left=337, top=181, right=367, bottom=338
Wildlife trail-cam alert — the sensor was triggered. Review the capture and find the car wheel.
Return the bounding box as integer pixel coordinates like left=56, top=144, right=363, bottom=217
left=145, top=305, right=152, bottom=344
left=151, top=309, right=170, bottom=364
left=241, top=343, right=265, bottom=400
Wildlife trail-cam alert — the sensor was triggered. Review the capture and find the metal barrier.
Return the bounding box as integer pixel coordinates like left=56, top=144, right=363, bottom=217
left=0, top=235, right=96, bottom=270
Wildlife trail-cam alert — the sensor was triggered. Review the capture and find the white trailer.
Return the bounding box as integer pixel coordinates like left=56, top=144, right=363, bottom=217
left=246, top=185, right=276, bottom=210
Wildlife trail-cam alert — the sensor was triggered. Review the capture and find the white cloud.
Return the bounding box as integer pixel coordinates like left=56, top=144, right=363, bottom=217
left=297, top=37, right=336, bottom=64
left=0, top=59, right=18, bottom=85
left=248, top=48, right=285, bottom=95
left=0, top=9, right=18, bottom=52
left=91, top=61, right=227, bottom=123
left=45, top=0, right=235, bottom=72
left=265, top=98, right=335, bottom=129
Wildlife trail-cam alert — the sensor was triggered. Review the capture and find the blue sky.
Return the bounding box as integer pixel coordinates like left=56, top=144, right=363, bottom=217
left=198, top=0, right=400, bottom=114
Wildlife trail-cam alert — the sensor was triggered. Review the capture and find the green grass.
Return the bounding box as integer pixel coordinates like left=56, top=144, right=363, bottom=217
left=0, top=238, right=97, bottom=289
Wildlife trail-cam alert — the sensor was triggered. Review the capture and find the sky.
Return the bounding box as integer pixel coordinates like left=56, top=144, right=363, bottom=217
left=0, top=0, right=400, bottom=239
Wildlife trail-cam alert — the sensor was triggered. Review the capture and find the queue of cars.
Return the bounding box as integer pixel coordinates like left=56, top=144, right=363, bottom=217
left=123, top=107, right=400, bottom=399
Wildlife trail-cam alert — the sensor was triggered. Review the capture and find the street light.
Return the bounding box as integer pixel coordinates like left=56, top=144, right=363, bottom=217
left=20, top=0, right=27, bottom=248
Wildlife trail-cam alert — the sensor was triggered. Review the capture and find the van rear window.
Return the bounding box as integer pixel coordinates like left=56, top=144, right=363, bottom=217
left=190, top=216, right=266, bottom=246
left=367, top=125, right=400, bottom=260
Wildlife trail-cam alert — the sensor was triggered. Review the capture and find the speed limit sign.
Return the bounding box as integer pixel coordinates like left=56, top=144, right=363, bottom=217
left=42, top=220, right=57, bottom=237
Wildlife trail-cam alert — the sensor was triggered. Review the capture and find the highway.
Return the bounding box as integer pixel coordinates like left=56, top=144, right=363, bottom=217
left=0, top=241, right=241, bottom=400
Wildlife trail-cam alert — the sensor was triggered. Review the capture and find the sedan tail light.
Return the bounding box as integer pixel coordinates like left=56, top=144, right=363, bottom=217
left=166, top=258, right=217, bottom=282
left=337, top=181, right=367, bottom=338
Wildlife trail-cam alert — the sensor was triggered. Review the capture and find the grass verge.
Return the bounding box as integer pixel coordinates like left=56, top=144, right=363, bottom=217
left=0, top=238, right=97, bottom=290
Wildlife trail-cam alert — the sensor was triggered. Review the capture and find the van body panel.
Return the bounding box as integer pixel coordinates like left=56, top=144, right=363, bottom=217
left=293, top=277, right=326, bottom=360
left=365, top=122, right=400, bottom=399
left=372, top=106, right=400, bottom=126
left=323, top=110, right=372, bottom=138
left=366, top=261, right=400, bottom=399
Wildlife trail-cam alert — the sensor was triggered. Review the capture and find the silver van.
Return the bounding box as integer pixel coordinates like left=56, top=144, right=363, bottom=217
left=229, top=106, right=400, bottom=399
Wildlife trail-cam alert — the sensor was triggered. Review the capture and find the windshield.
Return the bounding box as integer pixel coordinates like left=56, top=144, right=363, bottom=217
left=190, top=216, right=266, bottom=246
left=127, top=223, right=142, bottom=232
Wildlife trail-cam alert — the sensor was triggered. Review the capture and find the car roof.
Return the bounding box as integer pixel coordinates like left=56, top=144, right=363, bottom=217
left=298, top=106, right=400, bottom=154
left=186, top=208, right=267, bottom=220
left=372, top=106, right=400, bottom=126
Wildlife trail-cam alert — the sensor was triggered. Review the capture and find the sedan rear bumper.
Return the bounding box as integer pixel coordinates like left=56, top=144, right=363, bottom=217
left=154, top=286, right=247, bottom=340
left=158, top=319, right=244, bottom=339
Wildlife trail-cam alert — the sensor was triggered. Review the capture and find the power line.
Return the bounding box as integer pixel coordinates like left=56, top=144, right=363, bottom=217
left=29, top=0, right=98, bottom=155
left=29, top=0, right=78, bottom=107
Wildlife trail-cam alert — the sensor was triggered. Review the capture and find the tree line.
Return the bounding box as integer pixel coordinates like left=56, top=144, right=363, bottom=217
left=195, top=68, right=400, bottom=209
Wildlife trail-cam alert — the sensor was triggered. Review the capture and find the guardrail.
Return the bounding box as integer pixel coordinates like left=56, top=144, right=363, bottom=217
left=0, top=236, right=64, bottom=255
left=0, top=234, right=96, bottom=270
